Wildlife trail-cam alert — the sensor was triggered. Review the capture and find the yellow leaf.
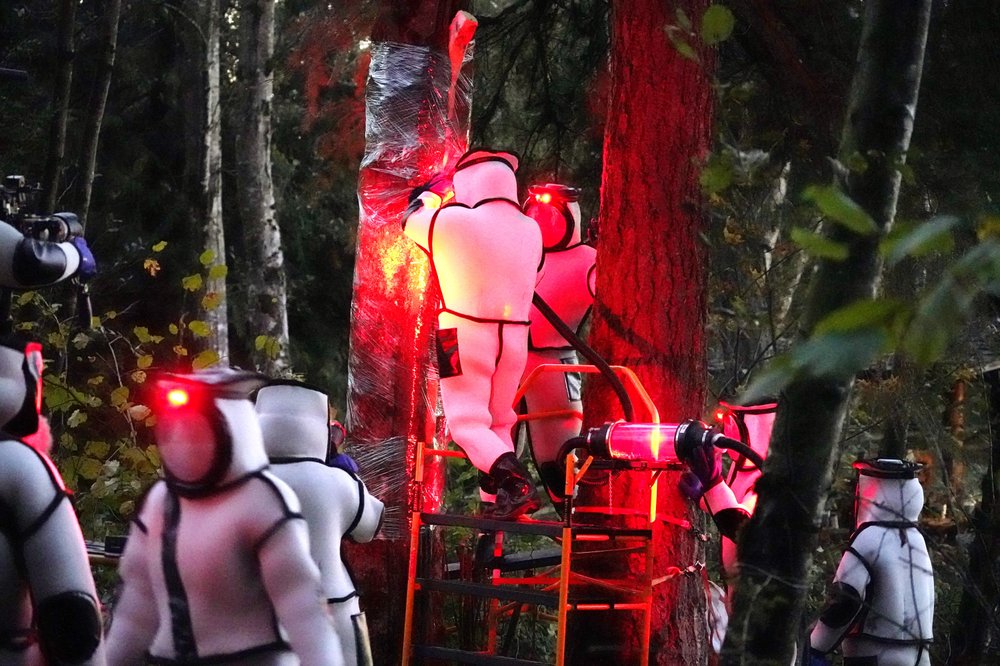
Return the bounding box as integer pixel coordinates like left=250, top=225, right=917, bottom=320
left=255, top=334, right=270, bottom=351
left=192, top=350, right=220, bottom=370
left=182, top=274, right=203, bottom=291
left=169, top=323, right=179, bottom=335
left=201, top=292, right=222, bottom=310
left=188, top=320, right=211, bottom=338
left=105, top=310, right=117, bottom=320
left=87, top=375, right=105, bottom=386
left=134, top=326, right=152, bottom=343
left=130, top=370, right=147, bottom=384
left=152, top=241, right=168, bottom=252
left=119, top=500, right=135, bottom=516
left=143, top=258, right=161, bottom=276
left=208, top=264, right=228, bottom=280
left=110, top=386, right=130, bottom=408
left=199, top=250, right=216, bottom=265
left=16, top=291, right=36, bottom=306
left=173, top=345, right=188, bottom=357
left=137, top=354, right=153, bottom=369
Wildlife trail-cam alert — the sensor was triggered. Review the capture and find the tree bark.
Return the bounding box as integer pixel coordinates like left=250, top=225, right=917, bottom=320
left=344, top=2, right=467, bottom=663
left=949, top=363, right=1000, bottom=662
left=41, top=0, right=77, bottom=213
left=723, top=3, right=932, bottom=663
left=570, top=0, right=714, bottom=662
left=76, top=0, right=123, bottom=228
left=174, top=0, right=229, bottom=362
left=235, top=0, right=289, bottom=374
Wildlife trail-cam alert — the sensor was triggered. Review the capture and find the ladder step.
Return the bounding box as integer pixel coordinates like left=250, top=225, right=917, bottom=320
left=416, top=578, right=559, bottom=607
left=421, top=513, right=563, bottom=537
left=412, top=645, right=550, bottom=665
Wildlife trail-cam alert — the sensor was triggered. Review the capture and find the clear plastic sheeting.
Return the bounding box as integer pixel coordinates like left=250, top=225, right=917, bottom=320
left=346, top=38, right=473, bottom=540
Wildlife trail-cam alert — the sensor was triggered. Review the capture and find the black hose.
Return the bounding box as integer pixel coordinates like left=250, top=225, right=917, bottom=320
left=711, top=433, right=765, bottom=469
left=531, top=292, right=635, bottom=422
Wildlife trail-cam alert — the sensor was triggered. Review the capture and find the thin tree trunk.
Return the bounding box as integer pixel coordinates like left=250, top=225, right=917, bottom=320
left=42, top=0, right=77, bottom=213
left=949, top=363, right=1000, bottom=662
left=235, top=0, right=288, bottom=375
left=174, top=0, right=229, bottom=362
left=76, top=0, right=123, bottom=228
left=723, top=3, right=932, bottom=663
left=571, top=0, right=713, bottom=662
left=344, top=3, right=467, bottom=663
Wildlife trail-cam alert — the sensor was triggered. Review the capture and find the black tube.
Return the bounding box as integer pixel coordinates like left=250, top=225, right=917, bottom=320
left=531, top=293, right=635, bottom=422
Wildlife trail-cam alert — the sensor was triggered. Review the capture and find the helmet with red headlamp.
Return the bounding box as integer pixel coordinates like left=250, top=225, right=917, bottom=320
left=152, top=368, right=267, bottom=498
left=523, top=183, right=583, bottom=251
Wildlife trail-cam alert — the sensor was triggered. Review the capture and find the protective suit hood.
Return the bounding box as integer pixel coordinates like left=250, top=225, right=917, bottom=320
left=255, top=381, right=331, bottom=461
left=153, top=368, right=268, bottom=498
left=452, top=149, right=520, bottom=206
left=523, top=183, right=583, bottom=250
left=853, top=458, right=924, bottom=525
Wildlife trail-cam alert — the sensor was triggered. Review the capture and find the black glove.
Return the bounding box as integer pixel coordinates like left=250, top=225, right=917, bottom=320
left=675, top=420, right=723, bottom=496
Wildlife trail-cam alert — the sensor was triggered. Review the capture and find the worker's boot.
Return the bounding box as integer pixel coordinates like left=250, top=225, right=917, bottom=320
left=537, top=462, right=566, bottom=517
left=483, top=453, right=540, bottom=521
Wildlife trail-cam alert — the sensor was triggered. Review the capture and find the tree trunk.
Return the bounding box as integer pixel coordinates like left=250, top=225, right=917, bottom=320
left=344, top=2, right=467, bottom=663
left=570, top=0, right=714, bottom=662
left=235, top=0, right=289, bottom=375
left=41, top=0, right=77, bottom=213
left=174, top=0, right=229, bottom=362
left=949, top=363, right=1000, bottom=662
left=76, top=0, right=123, bottom=228
left=723, top=3, right=932, bottom=663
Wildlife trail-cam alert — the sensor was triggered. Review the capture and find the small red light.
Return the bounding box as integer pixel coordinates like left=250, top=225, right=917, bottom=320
left=714, top=409, right=726, bottom=423
left=166, top=388, right=190, bottom=407
left=538, top=192, right=552, bottom=204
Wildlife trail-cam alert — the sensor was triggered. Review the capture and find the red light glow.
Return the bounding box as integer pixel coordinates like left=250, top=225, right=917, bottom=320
left=166, top=388, right=190, bottom=407
left=537, top=192, right=552, bottom=204
left=714, top=409, right=726, bottom=423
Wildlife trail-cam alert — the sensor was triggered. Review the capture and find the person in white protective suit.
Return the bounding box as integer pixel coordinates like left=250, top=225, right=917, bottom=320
left=809, top=458, right=934, bottom=666
left=106, top=368, right=343, bottom=666
left=0, top=337, right=106, bottom=665
left=517, top=183, right=596, bottom=513
left=675, top=399, right=777, bottom=653
left=254, top=380, right=385, bottom=666
left=403, top=148, right=544, bottom=521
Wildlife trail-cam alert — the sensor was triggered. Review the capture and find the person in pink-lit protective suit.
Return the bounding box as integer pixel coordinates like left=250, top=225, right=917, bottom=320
left=809, top=458, right=934, bottom=666
left=106, top=369, right=342, bottom=666
left=255, top=380, right=385, bottom=666
left=518, top=183, right=596, bottom=513
left=675, top=399, right=777, bottom=652
left=403, top=148, right=543, bottom=521
left=0, top=337, right=106, bottom=665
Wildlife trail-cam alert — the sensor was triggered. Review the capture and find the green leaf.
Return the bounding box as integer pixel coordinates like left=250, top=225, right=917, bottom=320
left=790, top=227, right=849, bottom=261
left=700, top=155, right=734, bottom=195
left=192, top=350, right=220, bottom=370
left=67, top=409, right=88, bottom=428
left=675, top=7, right=692, bottom=30
left=202, top=292, right=223, bottom=310
left=667, top=31, right=699, bottom=62
left=137, top=354, right=154, bottom=369
left=182, top=274, right=203, bottom=291
left=255, top=334, right=271, bottom=351
left=880, top=216, right=959, bottom=266
left=16, top=291, right=36, bottom=306
left=78, top=457, right=103, bottom=480
left=199, top=250, right=216, bottom=265
left=169, top=323, right=179, bottom=335
left=814, top=299, right=908, bottom=336
left=133, top=326, right=152, bottom=343
left=902, top=277, right=969, bottom=365
left=802, top=185, right=878, bottom=235
left=85, top=440, right=110, bottom=458
left=208, top=264, right=228, bottom=280
left=152, top=241, right=168, bottom=252
left=701, top=5, right=735, bottom=45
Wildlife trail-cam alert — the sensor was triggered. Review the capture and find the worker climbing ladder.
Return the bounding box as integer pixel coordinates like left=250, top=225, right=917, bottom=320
left=401, top=364, right=675, bottom=665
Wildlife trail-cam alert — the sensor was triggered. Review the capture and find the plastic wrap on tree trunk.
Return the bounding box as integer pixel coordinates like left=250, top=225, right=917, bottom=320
left=347, top=39, right=474, bottom=539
